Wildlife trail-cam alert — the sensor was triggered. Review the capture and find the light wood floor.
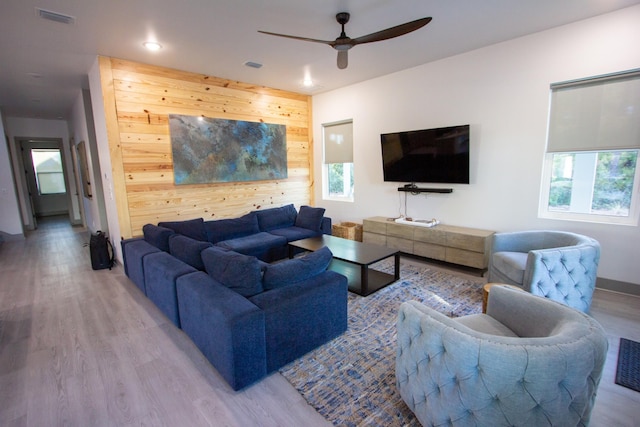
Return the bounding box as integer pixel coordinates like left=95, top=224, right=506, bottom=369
left=1, top=217, right=638, bottom=426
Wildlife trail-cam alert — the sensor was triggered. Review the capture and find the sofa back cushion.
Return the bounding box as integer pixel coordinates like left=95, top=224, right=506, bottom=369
left=204, top=212, right=260, bottom=244
left=263, top=247, right=333, bottom=290
left=202, top=247, right=263, bottom=297
left=168, top=234, right=212, bottom=270
left=143, top=224, right=175, bottom=251
left=294, top=205, right=326, bottom=232
left=254, top=204, right=297, bottom=231
left=158, top=218, right=207, bottom=241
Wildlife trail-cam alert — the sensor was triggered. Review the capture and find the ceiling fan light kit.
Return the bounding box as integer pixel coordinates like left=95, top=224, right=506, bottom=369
left=259, top=12, right=432, bottom=69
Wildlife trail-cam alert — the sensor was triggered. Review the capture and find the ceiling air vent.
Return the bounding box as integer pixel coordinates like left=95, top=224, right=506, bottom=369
left=36, top=8, right=76, bottom=25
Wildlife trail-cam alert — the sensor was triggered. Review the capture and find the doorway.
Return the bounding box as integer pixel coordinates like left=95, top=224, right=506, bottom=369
left=20, top=139, right=71, bottom=227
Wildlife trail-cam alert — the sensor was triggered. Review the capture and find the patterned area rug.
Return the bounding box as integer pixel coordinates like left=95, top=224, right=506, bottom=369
left=279, top=260, right=485, bottom=426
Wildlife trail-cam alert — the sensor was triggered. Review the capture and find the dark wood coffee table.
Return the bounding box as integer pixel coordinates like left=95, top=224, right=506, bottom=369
left=288, top=235, right=400, bottom=296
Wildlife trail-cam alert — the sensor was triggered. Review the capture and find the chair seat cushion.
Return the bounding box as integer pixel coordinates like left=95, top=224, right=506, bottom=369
left=492, top=251, right=528, bottom=284
left=456, top=314, right=519, bottom=337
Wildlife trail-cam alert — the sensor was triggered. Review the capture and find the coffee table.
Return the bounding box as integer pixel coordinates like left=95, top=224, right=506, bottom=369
left=288, top=235, right=400, bottom=296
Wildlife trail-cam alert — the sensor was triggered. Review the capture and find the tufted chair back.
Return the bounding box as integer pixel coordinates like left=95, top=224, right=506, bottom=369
left=396, top=286, right=608, bottom=427
left=488, top=230, right=600, bottom=312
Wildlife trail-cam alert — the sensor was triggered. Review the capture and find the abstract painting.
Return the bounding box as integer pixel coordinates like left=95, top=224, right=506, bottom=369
left=169, top=114, right=287, bottom=184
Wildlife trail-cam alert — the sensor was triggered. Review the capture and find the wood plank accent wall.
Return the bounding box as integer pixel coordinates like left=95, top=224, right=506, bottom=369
left=98, top=57, right=314, bottom=238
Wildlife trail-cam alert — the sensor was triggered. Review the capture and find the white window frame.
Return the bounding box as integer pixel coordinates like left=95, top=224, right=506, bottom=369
left=539, top=150, right=640, bottom=225
left=539, top=69, right=640, bottom=226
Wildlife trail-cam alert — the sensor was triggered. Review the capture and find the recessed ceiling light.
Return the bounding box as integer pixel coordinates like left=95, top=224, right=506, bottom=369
left=244, top=61, right=263, bottom=69
left=143, top=41, right=162, bottom=51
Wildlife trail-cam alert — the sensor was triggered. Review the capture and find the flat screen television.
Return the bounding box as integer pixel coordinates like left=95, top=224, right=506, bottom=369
left=380, top=124, right=470, bottom=184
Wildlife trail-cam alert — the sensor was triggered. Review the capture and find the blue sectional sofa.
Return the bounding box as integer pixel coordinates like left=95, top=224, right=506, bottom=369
left=121, top=204, right=348, bottom=390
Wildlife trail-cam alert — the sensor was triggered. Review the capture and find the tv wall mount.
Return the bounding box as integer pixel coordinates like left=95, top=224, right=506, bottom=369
left=397, top=183, right=453, bottom=194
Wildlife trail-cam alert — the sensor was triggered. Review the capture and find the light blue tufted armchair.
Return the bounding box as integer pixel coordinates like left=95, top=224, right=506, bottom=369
left=396, top=286, right=608, bottom=427
left=488, top=230, right=600, bottom=313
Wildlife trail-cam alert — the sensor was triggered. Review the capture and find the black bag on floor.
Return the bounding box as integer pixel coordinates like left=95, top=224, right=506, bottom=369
left=90, top=230, right=114, bottom=270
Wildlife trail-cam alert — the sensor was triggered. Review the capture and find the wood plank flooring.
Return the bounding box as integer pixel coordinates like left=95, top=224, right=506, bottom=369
left=1, top=216, right=639, bottom=426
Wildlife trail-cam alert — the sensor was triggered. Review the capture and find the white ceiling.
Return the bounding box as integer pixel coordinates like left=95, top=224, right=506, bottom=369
left=1, top=0, right=639, bottom=120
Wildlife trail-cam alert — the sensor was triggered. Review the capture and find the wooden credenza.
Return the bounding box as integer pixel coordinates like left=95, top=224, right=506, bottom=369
left=362, top=216, right=494, bottom=271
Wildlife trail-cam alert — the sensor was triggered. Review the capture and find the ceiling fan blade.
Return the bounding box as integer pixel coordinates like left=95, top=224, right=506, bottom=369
left=337, top=50, right=348, bottom=69
left=352, top=17, right=432, bottom=45
left=257, top=30, right=333, bottom=45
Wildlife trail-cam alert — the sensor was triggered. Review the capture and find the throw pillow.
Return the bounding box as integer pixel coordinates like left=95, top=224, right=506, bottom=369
left=202, top=247, right=263, bottom=297
left=294, top=205, right=326, bottom=232
left=168, top=234, right=212, bottom=270
left=142, top=224, right=175, bottom=252
left=254, top=204, right=297, bottom=231
left=158, top=218, right=207, bottom=241
left=204, top=212, right=260, bottom=244
left=263, top=247, right=333, bottom=290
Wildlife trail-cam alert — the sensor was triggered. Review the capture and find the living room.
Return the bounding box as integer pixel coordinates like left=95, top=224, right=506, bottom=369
left=0, top=2, right=639, bottom=426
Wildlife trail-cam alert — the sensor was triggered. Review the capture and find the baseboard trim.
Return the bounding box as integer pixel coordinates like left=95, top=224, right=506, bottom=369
left=0, top=231, right=25, bottom=242
left=596, top=277, right=640, bottom=297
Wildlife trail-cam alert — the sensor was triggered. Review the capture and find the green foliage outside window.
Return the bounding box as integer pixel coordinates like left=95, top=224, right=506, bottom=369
left=592, top=151, right=637, bottom=214
left=549, top=150, right=638, bottom=215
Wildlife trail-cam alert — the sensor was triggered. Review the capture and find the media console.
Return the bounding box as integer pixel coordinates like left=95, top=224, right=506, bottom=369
left=362, top=216, right=495, bottom=273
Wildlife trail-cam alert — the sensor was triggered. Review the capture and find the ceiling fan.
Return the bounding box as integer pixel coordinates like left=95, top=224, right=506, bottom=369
left=258, top=12, right=432, bottom=69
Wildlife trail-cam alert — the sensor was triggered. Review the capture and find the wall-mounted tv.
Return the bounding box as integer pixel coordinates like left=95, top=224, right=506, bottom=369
left=380, top=124, right=470, bottom=184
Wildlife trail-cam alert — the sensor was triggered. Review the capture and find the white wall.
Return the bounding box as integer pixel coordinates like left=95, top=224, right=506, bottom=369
left=88, top=57, right=123, bottom=262
left=313, top=6, right=640, bottom=286
left=4, top=117, right=80, bottom=228
left=69, top=89, right=108, bottom=234
left=0, top=110, right=24, bottom=238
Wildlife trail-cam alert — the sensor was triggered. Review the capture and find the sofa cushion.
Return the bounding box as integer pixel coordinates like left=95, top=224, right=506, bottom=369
left=268, top=226, right=318, bottom=242
left=202, top=247, right=263, bottom=297
left=294, top=205, right=326, bottom=232
left=143, top=224, right=175, bottom=252
left=158, top=218, right=207, bottom=241
left=215, top=232, right=287, bottom=255
left=204, top=212, right=260, bottom=244
left=492, top=251, right=528, bottom=284
left=254, top=204, right=297, bottom=231
left=168, top=234, right=212, bottom=270
left=263, top=247, right=333, bottom=290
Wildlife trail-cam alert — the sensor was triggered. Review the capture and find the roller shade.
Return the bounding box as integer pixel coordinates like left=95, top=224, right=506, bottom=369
left=547, top=69, right=640, bottom=152
left=323, top=121, right=353, bottom=164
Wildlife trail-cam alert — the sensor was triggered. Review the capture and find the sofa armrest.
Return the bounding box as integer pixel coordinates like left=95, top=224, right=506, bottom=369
left=176, top=272, right=267, bottom=391
left=249, top=270, right=347, bottom=372
left=321, top=217, right=332, bottom=235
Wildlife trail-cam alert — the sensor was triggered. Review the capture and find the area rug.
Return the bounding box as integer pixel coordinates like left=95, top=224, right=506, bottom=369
left=279, top=260, right=485, bottom=426
left=615, top=338, right=640, bottom=392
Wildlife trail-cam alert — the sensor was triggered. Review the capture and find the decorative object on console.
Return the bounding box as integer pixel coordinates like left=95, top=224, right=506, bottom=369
left=396, top=285, right=608, bottom=426
left=168, top=114, right=287, bottom=184
left=488, top=230, right=600, bottom=313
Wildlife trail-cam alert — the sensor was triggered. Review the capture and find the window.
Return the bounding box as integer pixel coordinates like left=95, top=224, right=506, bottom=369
left=31, top=148, right=67, bottom=195
left=322, top=120, right=354, bottom=201
left=540, top=69, right=640, bottom=225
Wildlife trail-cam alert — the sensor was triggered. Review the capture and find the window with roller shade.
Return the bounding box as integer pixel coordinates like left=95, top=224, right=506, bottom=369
left=322, top=120, right=354, bottom=201
left=539, top=69, right=640, bottom=225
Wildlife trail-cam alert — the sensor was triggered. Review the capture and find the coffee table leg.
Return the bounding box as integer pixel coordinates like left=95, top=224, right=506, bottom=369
left=394, top=253, right=400, bottom=281
left=361, top=264, right=368, bottom=295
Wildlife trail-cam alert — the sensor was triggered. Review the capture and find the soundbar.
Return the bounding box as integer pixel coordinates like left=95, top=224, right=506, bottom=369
left=397, top=187, right=453, bottom=194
